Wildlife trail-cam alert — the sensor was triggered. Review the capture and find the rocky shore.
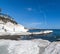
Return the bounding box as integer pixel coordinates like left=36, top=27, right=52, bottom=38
left=0, top=39, right=60, bottom=54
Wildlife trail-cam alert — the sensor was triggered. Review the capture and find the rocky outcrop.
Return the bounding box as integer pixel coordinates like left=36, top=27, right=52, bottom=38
left=0, top=39, right=50, bottom=54
left=0, top=39, right=60, bottom=54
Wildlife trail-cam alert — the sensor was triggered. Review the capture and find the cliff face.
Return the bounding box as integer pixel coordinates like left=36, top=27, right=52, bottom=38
left=0, top=14, right=28, bottom=32
left=0, top=39, right=60, bottom=54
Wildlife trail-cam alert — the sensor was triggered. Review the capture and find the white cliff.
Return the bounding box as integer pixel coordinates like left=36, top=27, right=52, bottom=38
left=0, top=13, right=28, bottom=33
left=0, top=13, right=53, bottom=36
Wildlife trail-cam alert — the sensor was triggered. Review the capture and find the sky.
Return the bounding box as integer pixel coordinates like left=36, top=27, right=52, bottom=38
left=0, top=0, right=60, bottom=29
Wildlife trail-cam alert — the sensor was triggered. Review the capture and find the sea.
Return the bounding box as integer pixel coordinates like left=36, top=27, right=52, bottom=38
left=22, top=29, right=60, bottom=42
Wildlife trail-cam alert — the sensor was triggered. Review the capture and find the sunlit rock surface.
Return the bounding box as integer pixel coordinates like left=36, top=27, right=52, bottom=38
left=0, top=39, right=60, bottom=54
left=0, top=14, right=28, bottom=33
left=0, top=39, right=50, bottom=54
left=43, top=42, right=60, bottom=54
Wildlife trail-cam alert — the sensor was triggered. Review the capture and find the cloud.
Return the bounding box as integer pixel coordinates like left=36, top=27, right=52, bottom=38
left=25, top=22, right=42, bottom=28
left=26, top=8, right=33, bottom=11
left=31, top=22, right=42, bottom=25
left=23, top=22, right=44, bottom=29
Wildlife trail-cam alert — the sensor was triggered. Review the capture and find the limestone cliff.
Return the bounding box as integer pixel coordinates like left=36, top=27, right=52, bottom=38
left=0, top=13, right=28, bottom=32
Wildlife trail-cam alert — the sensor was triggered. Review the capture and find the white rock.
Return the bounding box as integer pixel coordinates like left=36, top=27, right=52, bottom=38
left=43, top=42, right=60, bottom=54
left=0, top=39, right=50, bottom=54
left=1, top=39, right=60, bottom=54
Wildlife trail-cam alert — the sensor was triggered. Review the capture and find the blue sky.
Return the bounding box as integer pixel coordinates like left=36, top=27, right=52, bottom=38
left=0, top=0, right=60, bottom=29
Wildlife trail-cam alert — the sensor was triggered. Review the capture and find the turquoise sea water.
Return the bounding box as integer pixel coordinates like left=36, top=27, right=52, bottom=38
left=28, top=29, right=60, bottom=42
